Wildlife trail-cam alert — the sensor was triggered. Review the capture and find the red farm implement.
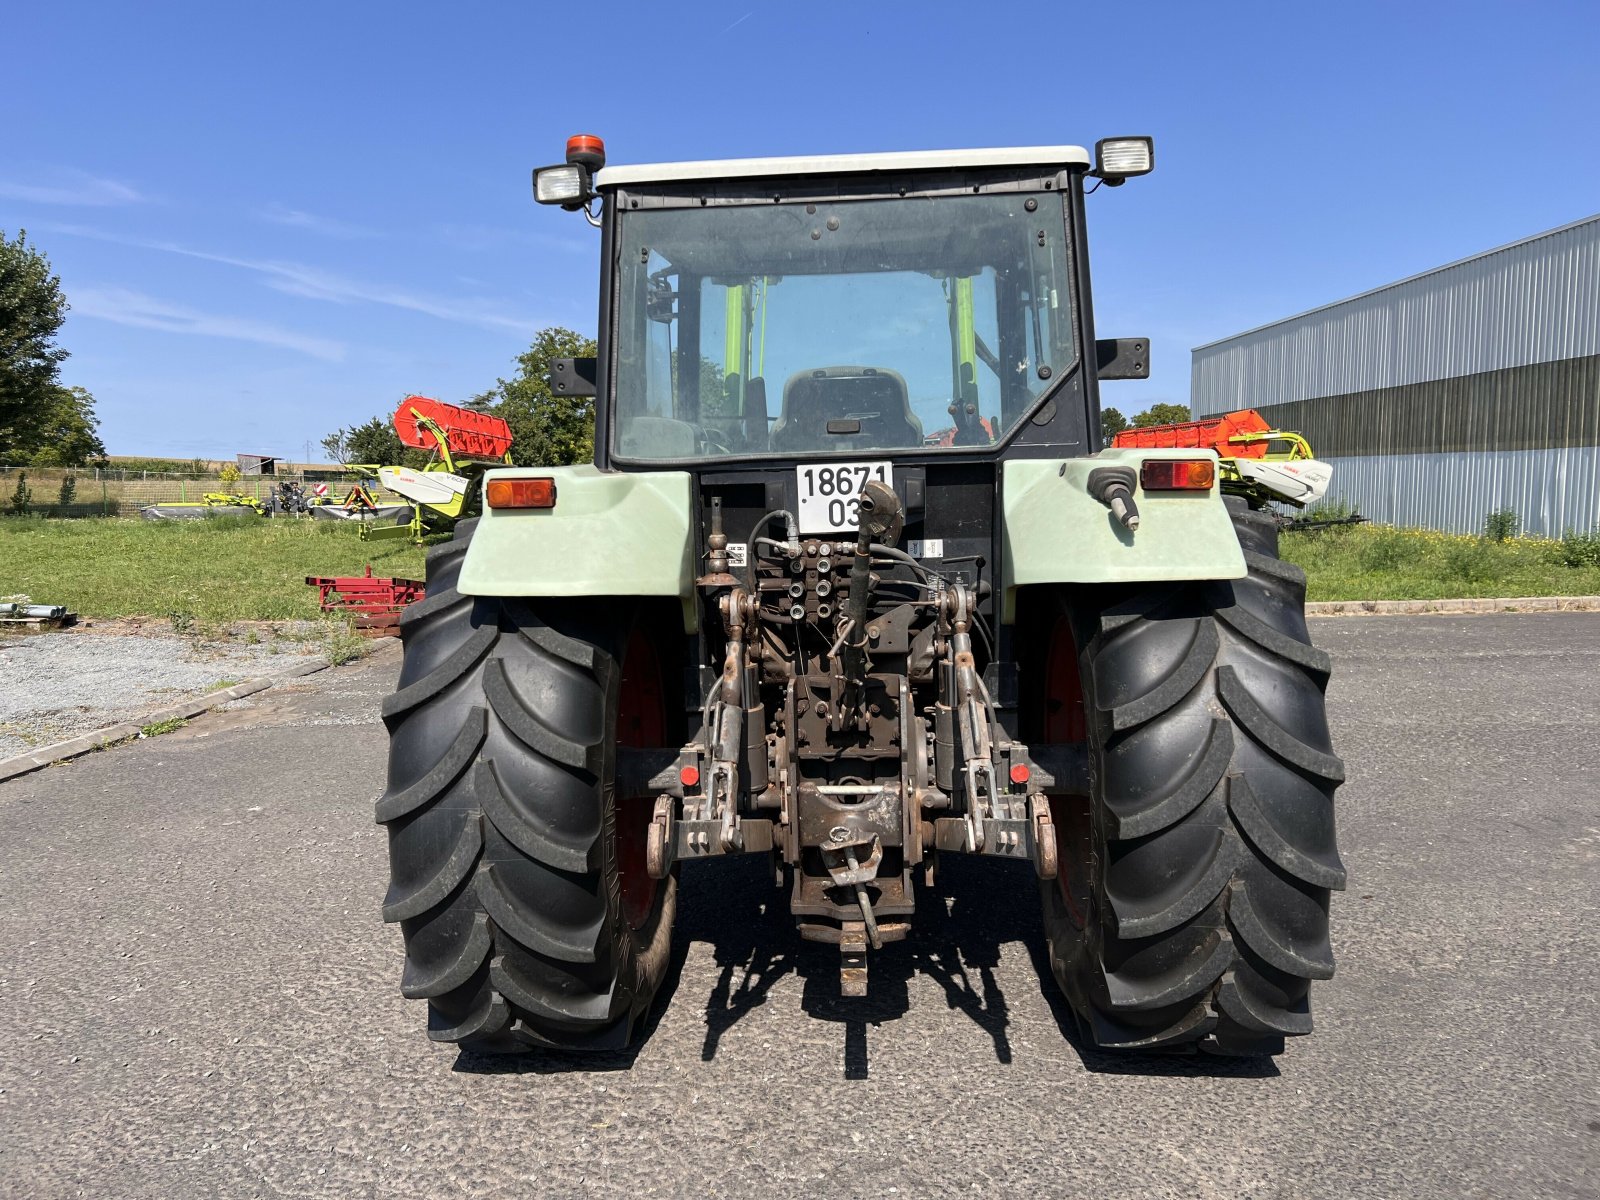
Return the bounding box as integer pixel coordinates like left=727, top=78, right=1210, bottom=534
left=1113, top=408, right=1333, bottom=507
left=305, top=566, right=425, bottom=636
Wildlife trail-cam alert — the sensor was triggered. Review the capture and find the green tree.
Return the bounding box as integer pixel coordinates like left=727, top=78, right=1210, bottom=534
left=1, top=231, right=72, bottom=461
left=319, top=428, right=353, bottom=464
left=1100, top=406, right=1130, bottom=443
left=474, top=327, right=599, bottom=467
left=12, top=386, right=106, bottom=466
left=8, top=471, right=32, bottom=516
left=342, top=415, right=412, bottom=466
left=1132, top=402, right=1191, bottom=428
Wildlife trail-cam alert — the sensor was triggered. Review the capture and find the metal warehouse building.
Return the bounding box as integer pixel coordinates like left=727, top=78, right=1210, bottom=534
left=1190, top=213, right=1600, bottom=536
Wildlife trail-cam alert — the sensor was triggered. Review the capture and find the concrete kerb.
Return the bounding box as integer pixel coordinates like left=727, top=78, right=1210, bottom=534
left=0, top=636, right=400, bottom=784
left=1307, top=595, right=1600, bottom=617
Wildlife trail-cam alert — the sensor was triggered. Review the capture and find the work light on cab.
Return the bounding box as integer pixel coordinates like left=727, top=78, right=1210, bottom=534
left=532, top=134, right=606, bottom=210
left=1092, top=136, right=1154, bottom=184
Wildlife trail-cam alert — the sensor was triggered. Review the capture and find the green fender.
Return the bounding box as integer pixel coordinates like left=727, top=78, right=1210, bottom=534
left=457, top=465, right=697, bottom=630
left=1000, top=449, right=1246, bottom=623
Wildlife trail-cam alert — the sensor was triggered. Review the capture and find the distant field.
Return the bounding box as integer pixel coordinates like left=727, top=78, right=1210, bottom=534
left=0, top=516, right=430, bottom=622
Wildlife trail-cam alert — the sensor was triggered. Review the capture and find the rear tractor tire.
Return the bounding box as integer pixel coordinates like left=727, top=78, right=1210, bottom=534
left=377, top=519, right=677, bottom=1052
left=1039, top=503, right=1345, bottom=1056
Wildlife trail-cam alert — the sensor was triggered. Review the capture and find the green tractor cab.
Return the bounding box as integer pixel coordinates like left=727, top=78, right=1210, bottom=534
left=378, top=135, right=1344, bottom=1059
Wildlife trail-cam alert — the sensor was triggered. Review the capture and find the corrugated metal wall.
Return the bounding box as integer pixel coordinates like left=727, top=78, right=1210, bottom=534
left=1189, top=214, right=1600, bottom=534
left=1192, top=214, right=1600, bottom=413
left=1248, top=354, right=1600, bottom=458
left=1315, top=447, right=1600, bottom=536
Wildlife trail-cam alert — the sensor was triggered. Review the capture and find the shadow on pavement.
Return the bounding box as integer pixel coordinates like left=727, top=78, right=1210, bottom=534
left=456, top=851, right=1280, bottom=1081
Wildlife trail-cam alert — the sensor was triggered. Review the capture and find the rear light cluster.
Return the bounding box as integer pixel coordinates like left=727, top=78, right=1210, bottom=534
left=485, top=478, right=557, bottom=510
left=1140, top=458, right=1214, bottom=491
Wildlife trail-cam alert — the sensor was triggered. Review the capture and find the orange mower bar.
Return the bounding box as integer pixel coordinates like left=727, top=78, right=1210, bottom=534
left=1112, top=408, right=1274, bottom=459
left=393, top=395, right=515, bottom=461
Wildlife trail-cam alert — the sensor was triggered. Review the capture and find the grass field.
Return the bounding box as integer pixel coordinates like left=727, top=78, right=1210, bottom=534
left=1281, top=522, right=1600, bottom=600
left=3, top=514, right=1598, bottom=625
left=0, top=515, right=430, bottom=623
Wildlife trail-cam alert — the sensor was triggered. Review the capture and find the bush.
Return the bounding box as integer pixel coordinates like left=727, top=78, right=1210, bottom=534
left=8, top=473, right=33, bottom=516
left=1357, top=528, right=1412, bottom=572
left=1443, top=540, right=1503, bottom=585
left=1551, top=529, right=1600, bottom=569
left=1484, top=508, right=1518, bottom=542
left=56, top=474, right=76, bottom=511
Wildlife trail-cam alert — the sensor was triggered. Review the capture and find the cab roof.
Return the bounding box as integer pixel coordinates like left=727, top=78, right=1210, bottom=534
left=594, top=145, right=1092, bottom=189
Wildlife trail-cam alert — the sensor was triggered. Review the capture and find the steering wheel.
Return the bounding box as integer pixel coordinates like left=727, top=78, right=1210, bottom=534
left=698, top=424, right=736, bottom=455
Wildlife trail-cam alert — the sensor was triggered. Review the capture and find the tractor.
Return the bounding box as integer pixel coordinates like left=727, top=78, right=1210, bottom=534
left=378, top=135, right=1344, bottom=1057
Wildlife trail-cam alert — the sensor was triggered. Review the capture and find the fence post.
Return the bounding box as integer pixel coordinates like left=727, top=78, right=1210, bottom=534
left=102, top=477, right=108, bottom=517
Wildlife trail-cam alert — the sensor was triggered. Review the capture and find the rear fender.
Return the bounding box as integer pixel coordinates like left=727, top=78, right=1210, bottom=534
left=1000, top=449, right=1246, bottom=623
left=458, top=466, right=697, bottom=631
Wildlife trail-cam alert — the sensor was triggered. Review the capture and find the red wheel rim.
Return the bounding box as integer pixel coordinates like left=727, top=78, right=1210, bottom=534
left=1044, top=612, right=1092, bottom=927
left=616, top=627, right=666, bottom=930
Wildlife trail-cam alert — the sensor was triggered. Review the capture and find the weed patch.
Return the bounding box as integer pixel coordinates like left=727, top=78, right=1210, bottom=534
left=1283, top=523, right=1600, bottom=601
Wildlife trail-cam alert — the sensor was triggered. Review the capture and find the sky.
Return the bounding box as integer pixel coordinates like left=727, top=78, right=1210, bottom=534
left=5, top=0, right=1598, bottom=460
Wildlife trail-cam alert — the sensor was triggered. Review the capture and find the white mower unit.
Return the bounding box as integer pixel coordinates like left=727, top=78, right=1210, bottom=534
left=1234, top=458, right=1333, bottom=506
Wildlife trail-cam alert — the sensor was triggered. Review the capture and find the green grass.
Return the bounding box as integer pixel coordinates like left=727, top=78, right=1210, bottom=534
left=6, top=511, right=1597, bottom=620
left=138, top=716, right=189, bottom=737
left=1283, top=523, right=1600, bottom=601
left=0, top=515, right=430, bottom=622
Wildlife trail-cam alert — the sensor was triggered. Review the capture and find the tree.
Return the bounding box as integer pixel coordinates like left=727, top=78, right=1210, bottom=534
left=0, top=231, right=72, bottom=461
left=8, top=471, right=32, bottom=516
left=1132, top=402, right=1191, bottom=428
left=347, top=415, right=415, bottom=466
left=1101, top=406, right=1130, bottom=443
left=474, top=327, right=599, bottom=467
left=319, top=428, right=353, bottom=464
left=11, top=386, right=106, bottom=466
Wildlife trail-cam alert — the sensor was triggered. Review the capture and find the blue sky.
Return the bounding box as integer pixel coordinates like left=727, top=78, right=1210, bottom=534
left=6, top=0, right=1597, bottom=460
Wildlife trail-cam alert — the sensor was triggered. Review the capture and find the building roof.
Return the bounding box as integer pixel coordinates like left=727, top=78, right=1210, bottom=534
left=595, top=146, right=1091, bottom=188
left=1193, top=211, right=1600, bottom=352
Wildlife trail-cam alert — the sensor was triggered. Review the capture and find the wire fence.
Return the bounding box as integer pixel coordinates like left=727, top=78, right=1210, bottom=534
left=0, top=465, right=407, bottom=518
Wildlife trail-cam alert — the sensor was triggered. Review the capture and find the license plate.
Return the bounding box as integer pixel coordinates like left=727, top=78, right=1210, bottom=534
left=796, top=462, right=893, bottom=534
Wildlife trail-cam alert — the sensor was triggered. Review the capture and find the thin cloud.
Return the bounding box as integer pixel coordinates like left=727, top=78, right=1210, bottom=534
left=71, top=286, right=346, bottom=361
left=44, top=223, right=535, bottom=334
left=257, top=202, right=379, bottom=239
left=437, top=223, right=590, bottom=255
left=0, top=171, right=146, bottom=207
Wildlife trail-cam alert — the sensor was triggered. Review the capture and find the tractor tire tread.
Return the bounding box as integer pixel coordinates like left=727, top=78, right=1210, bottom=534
left=1043, top=505, right=1344, bottom=1056
left=378, top=521, right=675, bottom=1054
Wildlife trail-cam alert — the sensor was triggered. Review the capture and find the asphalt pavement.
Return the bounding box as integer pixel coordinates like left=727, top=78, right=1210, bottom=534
left=1, top=613, right=1597, bottom=1199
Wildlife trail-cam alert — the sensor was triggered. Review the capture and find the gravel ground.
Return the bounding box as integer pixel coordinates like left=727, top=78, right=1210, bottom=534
left=0, top=629, right=324, bottom=758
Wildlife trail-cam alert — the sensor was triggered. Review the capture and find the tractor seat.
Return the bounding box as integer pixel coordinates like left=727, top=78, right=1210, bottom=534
left=770, top=366, right=923, bottom=454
